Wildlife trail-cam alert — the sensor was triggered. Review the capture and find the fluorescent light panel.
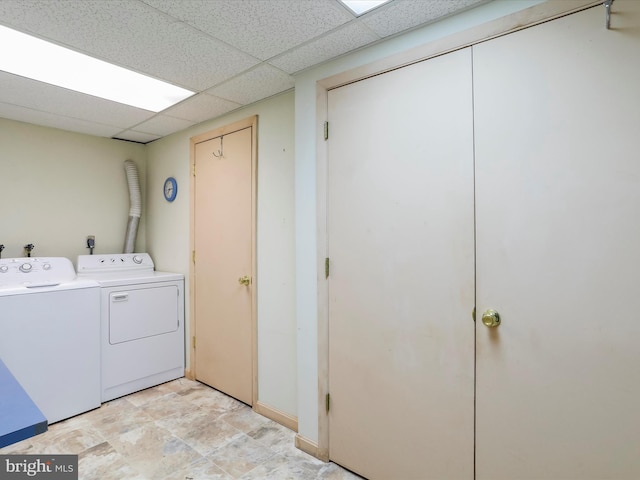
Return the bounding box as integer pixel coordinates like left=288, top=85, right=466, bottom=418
left=340, top=0, right=391, bottom=16
left=0, top=25, right=194, bottom=112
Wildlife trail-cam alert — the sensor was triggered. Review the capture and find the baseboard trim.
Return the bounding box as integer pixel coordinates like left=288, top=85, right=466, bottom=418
left=295, top=434, right=329, bottom=462
left=253, top=401, right=298, bottom=432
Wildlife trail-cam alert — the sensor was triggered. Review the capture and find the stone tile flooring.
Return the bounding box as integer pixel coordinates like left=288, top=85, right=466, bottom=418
left=0, top=378, right=363, bottom=480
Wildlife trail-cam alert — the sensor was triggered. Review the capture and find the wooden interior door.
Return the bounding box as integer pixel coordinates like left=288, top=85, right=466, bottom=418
left=474, top=2, right=640, bottom=478
left=194, top=124, right=254, bottom=405
left=327, top=48, right=475, bottom=480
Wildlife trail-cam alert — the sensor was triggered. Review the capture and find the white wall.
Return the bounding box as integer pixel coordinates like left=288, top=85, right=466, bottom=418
left=0, top=118, right=146, bottom=261
left=145, top=91, right=297, bottom=416
left=293, top=0, right=545, bottom=444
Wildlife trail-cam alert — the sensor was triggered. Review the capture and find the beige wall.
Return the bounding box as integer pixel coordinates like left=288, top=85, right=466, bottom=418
left=146, top=91, right=297, bottom=417
left=0, top=118, right=147, bottom=261
left=0, top=93, right=296, bottom=421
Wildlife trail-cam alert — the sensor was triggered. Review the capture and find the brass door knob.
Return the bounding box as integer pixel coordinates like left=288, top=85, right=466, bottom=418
left=482, top=309, right=501, bottom=328
left=238, top=275, right=251, bottom=286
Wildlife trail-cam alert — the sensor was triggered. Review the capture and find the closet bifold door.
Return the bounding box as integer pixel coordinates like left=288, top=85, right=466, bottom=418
left=326, top=47, right=475, bottom=480
left=474, top=2, right=640, bottom=479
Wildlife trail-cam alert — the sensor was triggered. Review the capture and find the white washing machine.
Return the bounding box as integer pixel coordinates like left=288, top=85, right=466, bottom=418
left=76, top=253, right=184, bottom=402
left=0, top=257, right=101, bottom=424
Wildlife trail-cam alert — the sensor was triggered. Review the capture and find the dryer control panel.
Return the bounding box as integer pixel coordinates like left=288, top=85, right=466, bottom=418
left=77, top=253, right=155, bottom=275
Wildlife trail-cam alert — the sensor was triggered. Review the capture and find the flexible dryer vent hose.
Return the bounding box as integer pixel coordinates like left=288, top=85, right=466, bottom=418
left=123, top=160, right=142, bottom=253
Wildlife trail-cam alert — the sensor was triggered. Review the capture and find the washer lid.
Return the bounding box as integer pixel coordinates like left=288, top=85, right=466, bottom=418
left=0, top=277, right=99, bottom=295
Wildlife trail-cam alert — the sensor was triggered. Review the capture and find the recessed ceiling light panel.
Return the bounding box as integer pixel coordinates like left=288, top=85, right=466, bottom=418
left=340, top=0, right=391, bottom=16
left=0, top=25, right=194, bottom=112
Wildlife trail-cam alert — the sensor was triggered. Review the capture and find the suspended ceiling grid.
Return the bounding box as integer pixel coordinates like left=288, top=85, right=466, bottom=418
left=0, top=0, right=488, bottom=143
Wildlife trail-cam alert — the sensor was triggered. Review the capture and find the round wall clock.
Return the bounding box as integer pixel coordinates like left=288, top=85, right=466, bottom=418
left=163, top=177, right=178, bottom=202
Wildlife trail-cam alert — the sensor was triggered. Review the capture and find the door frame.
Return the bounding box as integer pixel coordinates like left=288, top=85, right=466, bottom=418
left=304, top=0, right=601, bottom=463
left=189, top=115, right=258, bottom=407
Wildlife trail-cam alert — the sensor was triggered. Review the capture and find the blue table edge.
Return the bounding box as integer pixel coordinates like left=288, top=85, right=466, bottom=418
left=0, top=358, right=48, bottom=449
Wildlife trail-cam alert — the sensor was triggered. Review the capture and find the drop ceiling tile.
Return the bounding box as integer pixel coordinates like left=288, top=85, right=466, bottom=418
left=0, top=0, right=259, bottom=91
left=142, top=0, right=355, bottom=60
left=163, top=93, right=242, bottom=124
left=362, top=0, right=487, bottom=37
left=270, top=22, right=380, bottom=74
left=0, top=71, right=155, bottom=129
left=113, top=130, right=162, bottom=144
left=135, top=21, right=260, bottom=91
left=132, top=115, right=196, bottom=136
left=0, top=1, right=172, bottom=55
left=207, top=65, right=294, bottom=105
left=0, top=102, right=123, bottom=138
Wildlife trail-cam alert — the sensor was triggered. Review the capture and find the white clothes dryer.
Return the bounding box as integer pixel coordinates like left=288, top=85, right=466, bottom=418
left=0, top=257, right=101, bottom=423
left=77, top=253, right=185, bottom=402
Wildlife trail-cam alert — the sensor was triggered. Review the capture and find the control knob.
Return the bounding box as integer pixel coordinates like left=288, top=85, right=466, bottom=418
left=20, top=263, right=33, bottom=272
left=0, top=265, right=8, bottom=273
left=43, top=263, right=51, bottom=270
left=133, top=255, right=143, bottom=264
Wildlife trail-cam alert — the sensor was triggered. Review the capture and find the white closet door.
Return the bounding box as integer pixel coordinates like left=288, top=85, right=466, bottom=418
left=327, top=48, right=475, bottom=480
left=474, top=2, right=640, bottom=478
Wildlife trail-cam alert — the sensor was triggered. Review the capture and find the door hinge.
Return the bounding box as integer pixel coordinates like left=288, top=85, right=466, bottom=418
left=326, top=393, right=330, bottom=413
left=192, top=250, right=196, bottom=263
left=192, top=163, right=196, bottom=176
left=472, top=307, right=476, bottom=322
left=325, top=257, right=330, bottom=279
left=324, top=121, right=329, bottom=141
left=192, top=336, right=196, bottom=349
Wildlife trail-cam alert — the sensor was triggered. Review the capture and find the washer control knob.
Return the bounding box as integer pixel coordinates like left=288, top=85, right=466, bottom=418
left=20, top=263, right=33, bottom=272
left=133, top=255, right=143, bottom=264
left=43, top=263, right=52, bottom=270
left=0, top=265, right=8, bottom=273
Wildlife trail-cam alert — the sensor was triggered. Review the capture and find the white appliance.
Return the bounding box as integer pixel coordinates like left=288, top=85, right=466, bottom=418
left=0, top=257, right=101, bottom=423
left=76, top=253, right=184, bottom=402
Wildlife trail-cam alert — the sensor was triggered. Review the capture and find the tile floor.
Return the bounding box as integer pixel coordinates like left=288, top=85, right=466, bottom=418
left=0, top=378, right=363, bottom=480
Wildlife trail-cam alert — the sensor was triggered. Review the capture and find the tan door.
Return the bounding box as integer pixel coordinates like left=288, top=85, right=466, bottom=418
left=474, top=2, right=640, bottom=478
left=193, top=123, right=255, bottom=405
left=327, top=48, right=475, bottom=480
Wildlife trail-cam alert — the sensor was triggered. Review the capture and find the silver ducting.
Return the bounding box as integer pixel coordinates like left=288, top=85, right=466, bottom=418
left=123, top=160, right=142, bottom=253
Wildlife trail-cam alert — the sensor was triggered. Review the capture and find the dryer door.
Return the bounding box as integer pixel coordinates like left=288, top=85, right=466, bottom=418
left=109, top=285, right=179, bottom=344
